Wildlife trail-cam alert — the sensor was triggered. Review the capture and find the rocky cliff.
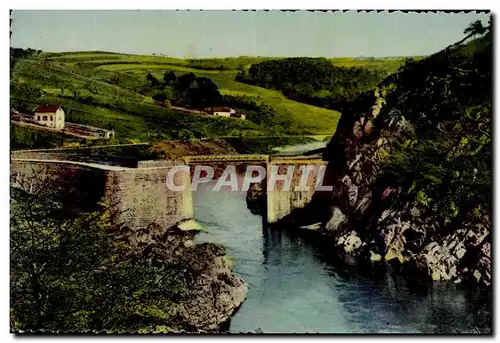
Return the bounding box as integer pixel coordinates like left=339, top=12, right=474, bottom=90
left=281, top=35, right=492, bottom=288
left=115, top=220, right=247, bottom=333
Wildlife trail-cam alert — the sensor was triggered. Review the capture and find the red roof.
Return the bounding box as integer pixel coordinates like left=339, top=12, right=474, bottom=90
left=34, top=104, right=62, bottom=113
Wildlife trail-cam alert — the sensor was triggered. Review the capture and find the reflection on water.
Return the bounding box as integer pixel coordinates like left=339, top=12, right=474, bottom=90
left=272, top=140, right=327, bottom=155
left=192, top=179, right=491, bottom=334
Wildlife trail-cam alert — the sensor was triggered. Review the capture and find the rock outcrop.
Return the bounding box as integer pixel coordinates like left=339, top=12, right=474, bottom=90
left=177, top=244, right=247, bottom=331
left=282, top=78, right=491, bottom=288
left=246, top=181, right=266, bottom=215
left=116, top=220, right=247, bottom=332
left=404, top=218, right=491, bottom=288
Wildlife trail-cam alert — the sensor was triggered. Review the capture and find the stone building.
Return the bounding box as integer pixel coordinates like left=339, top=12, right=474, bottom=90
left=33, top=104, right=65, bottom=129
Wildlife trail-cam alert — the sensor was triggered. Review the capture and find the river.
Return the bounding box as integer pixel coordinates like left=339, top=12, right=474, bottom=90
left=191, top=147, right=491, bottom=334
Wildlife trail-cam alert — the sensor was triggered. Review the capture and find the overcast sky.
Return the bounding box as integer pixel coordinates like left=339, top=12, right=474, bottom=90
left=10, top=10, right=490, bottom=58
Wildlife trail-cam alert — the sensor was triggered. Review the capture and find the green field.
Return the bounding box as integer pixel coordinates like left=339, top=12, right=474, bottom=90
left=11, top=51, right=407, bottom=149
left=328, top=56, right=410, bottom=73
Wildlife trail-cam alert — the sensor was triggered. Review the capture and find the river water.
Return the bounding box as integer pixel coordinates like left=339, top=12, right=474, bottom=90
left=192, top=174, right=491, bottom=334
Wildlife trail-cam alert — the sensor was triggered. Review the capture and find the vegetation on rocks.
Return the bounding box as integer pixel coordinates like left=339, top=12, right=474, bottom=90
left=377, top=19, right=492, bottom=234
left=10, top=176, right=246, bottom=333
left=278, top=20, right=492, bottom=289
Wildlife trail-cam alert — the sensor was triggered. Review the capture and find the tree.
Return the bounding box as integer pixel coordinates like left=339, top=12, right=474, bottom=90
left=163, top=71, right=177, bottom=86
left=191, top=77, right=221, bottom=107
left=10, top=174, right=194, bottom=333
left=464, top=20, right=487, bottom=39
left=238, top=57, right=385, bottom=108
left=176, top=72, right=197, bottom=91
left=152, top=86, right=174, bottom=105
left=450, top=20, right=489, bottom=48
left=146, top=73, right=161, bottom=88
left=152, top=92, right=167, bottom=103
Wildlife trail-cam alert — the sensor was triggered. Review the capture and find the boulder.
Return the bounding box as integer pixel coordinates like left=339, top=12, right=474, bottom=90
left=336, top=230, right=363, bottom=255
left=177, top=245, right=247, bottom=332
left=403, top=222, right=490, bottom=286
left=325, top=207, right=347, bottom=233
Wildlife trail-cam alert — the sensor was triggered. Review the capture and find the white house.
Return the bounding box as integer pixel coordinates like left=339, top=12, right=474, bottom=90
left=204, top=106, right=245, bottom=120
left=33, top=104, right=65, bottom=130
left=205, top=106, right=235, bottom=117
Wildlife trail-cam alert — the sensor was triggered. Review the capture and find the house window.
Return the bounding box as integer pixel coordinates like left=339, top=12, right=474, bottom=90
left=37, top=116, right=40, bottom=121
left=43, top=116, right=47, bottom=121
left=50, top=116, right=53, bottom=121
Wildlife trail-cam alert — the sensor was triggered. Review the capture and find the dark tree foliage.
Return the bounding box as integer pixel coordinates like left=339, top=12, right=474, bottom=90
left=10, top=48, right=38, bottom=71
left=146, top=72, right=161, bottom=88
left=145, top=71, right=222, bottom=108
left=10, top=179, right=196, bottom=333
left=190, top=77, right=222, bottom=107
left=464, top=20, right=487, bottom=39
left=176, top=72, right=197, bottom=90
left=163, top=71, right=177, bottom=85
left=236, top=57, right=386, bottom=109
left=377, top=23, right=492, bottom=229
left=152, top=92, right=168, bottom=103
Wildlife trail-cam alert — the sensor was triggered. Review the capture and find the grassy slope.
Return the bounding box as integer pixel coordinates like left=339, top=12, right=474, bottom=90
left=12, top=59, right=266, bottom=144
left=11, top=51, right=406, bottom=148
left=42, top=52, right=342, bottom=134
left=328, top=57, right=409, bottom=74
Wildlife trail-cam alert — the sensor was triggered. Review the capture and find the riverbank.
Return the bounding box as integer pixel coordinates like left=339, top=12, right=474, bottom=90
left=193, top=179, right=491, bottom=333
left=114, top=219, right=248, bottom=333
left=266, top=38, right=492, bottom=290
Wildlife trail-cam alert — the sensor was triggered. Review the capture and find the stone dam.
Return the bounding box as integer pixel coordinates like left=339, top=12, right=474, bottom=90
left=10, top=148, right=328, bottom=232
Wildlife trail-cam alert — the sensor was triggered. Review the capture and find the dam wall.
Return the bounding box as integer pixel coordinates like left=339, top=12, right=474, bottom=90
left=266, top=157, right=328, bottom=223
left=105, top=166, right=193, bottom=230
left=10, top=158, right=193, bottom=231
left=11, top=151, right=326, bottom=229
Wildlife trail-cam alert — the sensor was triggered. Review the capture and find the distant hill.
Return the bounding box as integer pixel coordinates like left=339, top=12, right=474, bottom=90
left=10, top=51, right=354, bottom=149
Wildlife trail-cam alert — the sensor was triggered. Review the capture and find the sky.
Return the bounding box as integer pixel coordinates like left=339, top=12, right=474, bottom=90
left=10, top=10, right=490, bottom=58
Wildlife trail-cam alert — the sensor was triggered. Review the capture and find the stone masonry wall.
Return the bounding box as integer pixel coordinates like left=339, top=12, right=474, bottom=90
left=266, top=159, right=328, bottom=223
left=11, top=159, right=107, bottom=212
left=105, top=167, right=193, bottom=229
left=11, top=159, right=193, bottom=231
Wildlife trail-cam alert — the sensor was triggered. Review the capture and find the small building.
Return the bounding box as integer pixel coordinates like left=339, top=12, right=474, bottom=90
left=205, top=106, right=236, bottom=117
left=33, top=104, right=65, bottom=130
left=204, top=106, right=245, bottom=120
left=230, top=112, right=246, bottom=120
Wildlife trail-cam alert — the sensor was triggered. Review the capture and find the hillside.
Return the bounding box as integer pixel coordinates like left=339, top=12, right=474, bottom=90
left=10, top=51, right=350, bottom=150
left=235, top=56, right=409, bottom=110
left=10, top=49, right=410, bottom=151
left=279, top=27, right=492, bottom=288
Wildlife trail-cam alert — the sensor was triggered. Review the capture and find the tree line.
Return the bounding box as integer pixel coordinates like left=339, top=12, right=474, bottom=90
left=143, top=71, right=222, bottom=108
left=236, top=57, right=387, bottom=110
